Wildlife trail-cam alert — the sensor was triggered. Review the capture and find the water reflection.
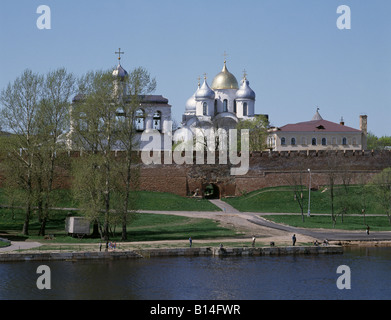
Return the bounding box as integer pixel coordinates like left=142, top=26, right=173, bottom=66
left=0, top=247, right=390, bottom=300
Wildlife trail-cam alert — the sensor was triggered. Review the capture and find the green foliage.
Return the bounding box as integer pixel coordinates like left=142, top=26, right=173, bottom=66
left=236, top=114, right=269, bottom=151
left=367, top=132, right=391, bottom=150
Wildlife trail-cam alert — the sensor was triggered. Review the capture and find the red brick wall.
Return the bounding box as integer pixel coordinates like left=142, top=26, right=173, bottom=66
left=0, top=150, right=390, bottom=198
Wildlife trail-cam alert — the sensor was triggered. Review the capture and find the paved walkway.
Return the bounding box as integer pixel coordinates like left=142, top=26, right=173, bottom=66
left=0, top=241, right=42, bottom=252
left=208, top=199, right=240, bottom=213
left=245, top=214, right=391, bottom=241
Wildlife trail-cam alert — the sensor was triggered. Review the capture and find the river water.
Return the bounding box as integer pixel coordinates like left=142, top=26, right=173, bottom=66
left=0, top=247, right=390, bottom=300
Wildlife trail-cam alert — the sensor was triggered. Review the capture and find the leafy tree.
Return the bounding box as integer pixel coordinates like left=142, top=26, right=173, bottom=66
left=71, top=70, right=121, bottom=240
left=367, top=132, right=391, bottom=150
left=0, top=69, right=76, bottom=236
left=71, top=67, right=156, bottom=241
left=0, top=70, right=43, bottom=235
left=34, top=68, right=76, bottom=236
left=236, top=114, right=269, bottom=151
left=371, top=168, right=391, bottom=225
left=115, top=67, right=156, bottom=240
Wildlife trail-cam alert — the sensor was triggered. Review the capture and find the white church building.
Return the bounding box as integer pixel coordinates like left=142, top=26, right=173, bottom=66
left=175, top=60, right=262, bottom=149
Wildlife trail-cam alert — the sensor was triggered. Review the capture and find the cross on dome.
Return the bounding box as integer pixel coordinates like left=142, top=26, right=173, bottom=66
left=115, top=48, right=124, bottom=61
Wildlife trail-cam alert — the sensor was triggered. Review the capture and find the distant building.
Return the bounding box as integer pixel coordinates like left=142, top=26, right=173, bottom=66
left=66, top=52, right=172, bottom=151
left=175, top=59, right=267, bottom=148
left=267, top=109, right=368, bottom=151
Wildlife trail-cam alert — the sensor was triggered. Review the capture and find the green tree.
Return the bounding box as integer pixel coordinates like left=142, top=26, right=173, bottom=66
left=71, top=70, right=121, bottom=240
left=34, top=68, right=76, bottom=236
left=115, top=67, right=156, bottom=240
left=371, top=168, right=391, bottom=225
left=0, top=70, right=43, bottom=235
left=367, top=132, right=391, bottom=150
left=236, top=115, right=269, bottom=151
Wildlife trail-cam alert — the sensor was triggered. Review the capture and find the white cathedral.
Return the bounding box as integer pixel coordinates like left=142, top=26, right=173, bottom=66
left=174, top=59, right=260, bottom=148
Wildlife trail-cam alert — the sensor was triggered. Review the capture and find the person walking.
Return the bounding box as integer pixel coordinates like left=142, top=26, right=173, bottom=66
left=252, top=236, right=256, bottom=248
left=366, top=225, right=370, bottom=235
left=292, top=234, right=296, bottom=246
left=189, top=237, right=192, bottom=248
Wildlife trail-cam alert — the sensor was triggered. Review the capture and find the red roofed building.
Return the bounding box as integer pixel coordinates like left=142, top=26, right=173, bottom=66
left=267, top=109, right=368, bottom=151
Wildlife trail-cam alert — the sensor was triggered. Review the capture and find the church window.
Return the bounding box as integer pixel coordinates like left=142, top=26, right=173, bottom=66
left=342, top=137, right=347, bottom=145
left=243, top=102, right=248, bottom=116
left=281, top=137, right=286, bottom=145
left=312, top=138, right=317, bottom=146
left=135, top=109, right=145, bottom=131
left=203, top=102, right=208, bottom=116
left=291, top=137, right=296, bottom=145
left=214, top=100, right=218, bottom=115
left=223, top=99, right=228, bottom=112
left=153, top=111, right=161, bottom=131
left=234, top=100, right=237, bottom=113
left=322, top=138, right=327, bottom=146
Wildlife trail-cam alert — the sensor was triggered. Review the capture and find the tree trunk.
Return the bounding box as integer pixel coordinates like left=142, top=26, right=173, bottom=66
left=39, top=217, right=47, bottom=237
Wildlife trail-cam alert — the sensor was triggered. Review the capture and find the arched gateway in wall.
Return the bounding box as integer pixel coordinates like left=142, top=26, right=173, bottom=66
left=204, top=183, right=220, bottom=199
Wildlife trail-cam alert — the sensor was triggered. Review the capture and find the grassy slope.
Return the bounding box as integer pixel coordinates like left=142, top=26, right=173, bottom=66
left=224, top=185, right=382, bottom=214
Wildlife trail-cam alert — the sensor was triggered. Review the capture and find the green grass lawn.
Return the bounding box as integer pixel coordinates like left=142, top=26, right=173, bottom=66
left=0, top=240, right=10, bottom=248
left=0, top=189, right=223, bottom=243
left=264, top=214, right=391, bottom=231
left=133, top=191, right=218, bottom=211
left=224, top=185, right=383, bottom=214
left=0, top=189, right=219, bottom=212
left=0, top=208, right=237, bottom=243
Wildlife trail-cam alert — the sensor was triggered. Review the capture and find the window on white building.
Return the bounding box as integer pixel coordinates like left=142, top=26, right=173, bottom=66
left=135, top=109, right=145, bottom=131
left=153, top=111, right=161, bottom=130
left=203, top=102, right=207, bottom=116
left=342, top=137, right=347, bottom=145
left=312, top=138, right=317, bottom=146
left=223, top=99, right=228, bottom=112
left=243, top=102, right=248, bottom=116
left=291, top=137, right=296, bottom=145
left=281, top=137, right=286, bottom=145
left=322, top=138, right=327, bottom=146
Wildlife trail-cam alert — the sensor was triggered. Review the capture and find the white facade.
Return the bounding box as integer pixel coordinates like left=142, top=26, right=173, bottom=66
left=177, top=61, right=259, bottom=146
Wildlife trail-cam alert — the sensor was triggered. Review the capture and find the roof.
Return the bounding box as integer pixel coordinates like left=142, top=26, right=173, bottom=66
left=278, top=119, right=361, bottom=133
left=73, top=94, right=169, bottom=105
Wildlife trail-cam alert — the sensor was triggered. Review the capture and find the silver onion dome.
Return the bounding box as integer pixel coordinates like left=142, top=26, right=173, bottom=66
left=112, top=63, right=128, bottom=80
left=236, top=77, right=255, bottom=100
left=195, top=78, right=215, bottom=100
left=185, top=92, right=197, bottom=112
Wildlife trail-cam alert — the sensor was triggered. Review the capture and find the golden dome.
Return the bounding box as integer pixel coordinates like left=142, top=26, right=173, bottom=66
left=211, top=61, right=239, bottom=90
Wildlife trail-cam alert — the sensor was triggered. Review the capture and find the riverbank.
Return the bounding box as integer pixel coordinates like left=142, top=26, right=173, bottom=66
left=0, top=245, right=343, bottom=262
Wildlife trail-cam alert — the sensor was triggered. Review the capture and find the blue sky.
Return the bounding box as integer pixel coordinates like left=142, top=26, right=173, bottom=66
left=1, top=0, right=390, bottom=136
